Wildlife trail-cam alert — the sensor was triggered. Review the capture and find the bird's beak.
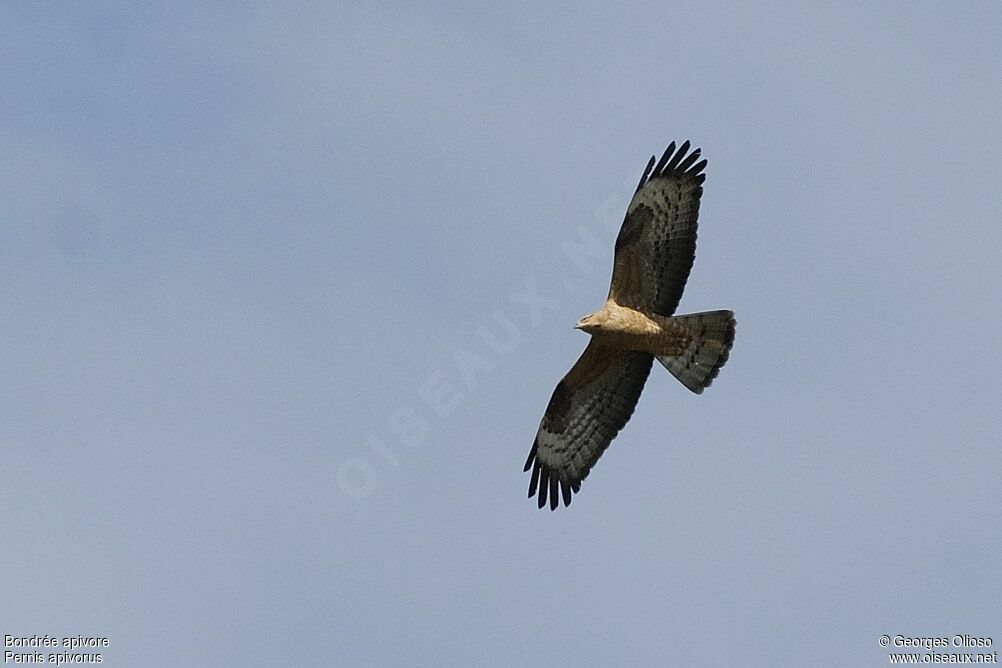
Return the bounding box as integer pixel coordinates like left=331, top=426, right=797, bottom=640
left=574, top=319, right=584, bottom=330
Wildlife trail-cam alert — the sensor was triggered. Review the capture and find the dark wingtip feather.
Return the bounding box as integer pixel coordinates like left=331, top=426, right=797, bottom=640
left=524, top=459, right=587, bottom=510
left=635, top=155, right=656, bottom=193
left=685, top=158, right=708, bottom=176
left=528, top=461, right=541, bottom=497
left=653, top=142, right=675, bottom=176
left=523, top=441, right=537, bottom=472
left=664, top=140, right=690, bottom=172
left=675, top=148, right=702, bottom=174
left=642, top=140, right=708, bottom=186
left=527, top=459, right=583, bottom=510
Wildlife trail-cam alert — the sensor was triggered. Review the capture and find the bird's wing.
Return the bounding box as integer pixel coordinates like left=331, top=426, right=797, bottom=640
left=608, top=141, right=707, bottom=315
left=524, top=341, right=653, bottom=510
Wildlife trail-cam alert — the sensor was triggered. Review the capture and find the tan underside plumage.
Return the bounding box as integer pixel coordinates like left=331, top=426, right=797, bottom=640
left=582, top=300, right=693, bottom=357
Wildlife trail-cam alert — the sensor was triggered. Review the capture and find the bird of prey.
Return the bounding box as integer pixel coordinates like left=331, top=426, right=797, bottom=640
left=524, top=140, right=735, bottom=510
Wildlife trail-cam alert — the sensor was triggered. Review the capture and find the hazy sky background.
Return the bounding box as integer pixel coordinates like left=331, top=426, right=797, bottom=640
left=3, top=3, right=1000, bottom=666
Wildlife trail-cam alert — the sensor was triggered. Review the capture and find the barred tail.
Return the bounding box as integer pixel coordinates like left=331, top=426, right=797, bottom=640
left=657, top=310, right=735, bottom=394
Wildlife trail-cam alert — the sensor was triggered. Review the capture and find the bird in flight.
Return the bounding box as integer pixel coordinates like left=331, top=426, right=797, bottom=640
left=524, top=141, right=735, bottom=510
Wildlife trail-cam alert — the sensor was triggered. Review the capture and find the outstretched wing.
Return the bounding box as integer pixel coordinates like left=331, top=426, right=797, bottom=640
left=524, top=341, right=653, bottom=510
left=608, top=141, right=707, bottom=315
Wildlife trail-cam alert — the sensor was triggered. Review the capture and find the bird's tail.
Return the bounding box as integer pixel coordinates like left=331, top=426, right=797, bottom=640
left=656, top=310, right=735, bottom=394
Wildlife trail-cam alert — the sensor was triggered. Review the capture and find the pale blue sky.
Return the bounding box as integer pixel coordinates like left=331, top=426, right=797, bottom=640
left=3, top=3, right=1001, bottom=666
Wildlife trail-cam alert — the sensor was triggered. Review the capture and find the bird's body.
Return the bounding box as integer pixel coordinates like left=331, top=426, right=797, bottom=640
left=576, top=300, right=696, bottom=358
left=524, top=140, right=736, bottom=510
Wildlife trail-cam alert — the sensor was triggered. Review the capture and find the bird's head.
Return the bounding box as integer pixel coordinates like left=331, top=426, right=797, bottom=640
left=574, top=311, right=607, bottom=334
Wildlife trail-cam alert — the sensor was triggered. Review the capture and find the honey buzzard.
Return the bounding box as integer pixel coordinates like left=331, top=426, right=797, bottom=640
left=524, top=141, right=736, bottom=510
